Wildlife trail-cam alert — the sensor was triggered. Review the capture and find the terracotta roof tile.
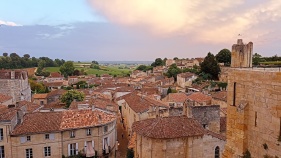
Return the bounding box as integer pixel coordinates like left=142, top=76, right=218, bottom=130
left=177, top=72, right=196, bottom=78
left=132, top=116, right=205, bottom=139
left=211, top=91, right=227, bottom=102
left=11, top=109, right=116, bottom=135
left=33, top=93, right=48, bottom=99
left=163, top=93, right=188, bottom=103
left=49, top=72, right=63, bottom=78
left=186, top=92, right=212, bottom=103
left=205, top=130, right=226, bottom=140
left=0, top=93, right=12, bottom=103
left=123, top=93, right=168, bottom=113
left=47, top=89, right=66, bottom=97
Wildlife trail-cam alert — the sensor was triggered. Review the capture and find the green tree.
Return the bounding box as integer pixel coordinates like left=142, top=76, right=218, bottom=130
left=2, top=52, right=8, bottom=57
left=200, top=52, right=220, bottom=80
left=136, top=65, right=152, bottom=72
left=151, top=58, right=164, bottom=67
left=60, top=90, right=85, bottom=108
left=253, top=53, right=262, bottom=65
left=60, top=61, right=75, bottom=78
left=215, top=49, right=231, bottom=66
left=165, top=63, right=182, bottom=81
left=167, top=87, right=172, bottom=94
left=173, top=57, right=179, bottom=60
left=92, top=60, right=99, bottom=65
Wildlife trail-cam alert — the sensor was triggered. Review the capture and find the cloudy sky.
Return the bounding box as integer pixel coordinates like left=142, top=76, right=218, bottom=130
left=0, top=0, right=280, bottom=61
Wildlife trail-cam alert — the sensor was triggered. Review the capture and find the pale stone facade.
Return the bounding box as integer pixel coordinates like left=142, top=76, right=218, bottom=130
left=0, top=70, right=31, bottom=102
left=223, top=69, right=281, bottom=158
left=132, top=116, right=225, bottom=158
left=177, top=72, right=197, bottom=88
left=231, top=39, right=253, bottom=68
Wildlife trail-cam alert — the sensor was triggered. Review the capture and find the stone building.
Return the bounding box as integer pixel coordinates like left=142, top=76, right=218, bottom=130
left=177, top=72, right=197, bottom=88
left=0, top=70, right=31, bottom=102
left=231, top=39, right=253, bottom=68
left=223, top=68, right=281, bottom=157
left=132, top=116, right=225, bottom=158
left=1, top=108, right=117, bottom=158
left=118, top=92, right=169, bottom=135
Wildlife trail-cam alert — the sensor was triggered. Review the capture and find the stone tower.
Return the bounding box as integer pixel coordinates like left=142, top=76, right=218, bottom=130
left=231, top=39, right=253, bottom=68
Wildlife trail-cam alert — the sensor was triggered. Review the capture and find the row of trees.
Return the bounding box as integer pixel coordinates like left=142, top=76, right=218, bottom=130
left=0, top=53, right=65, bottom=69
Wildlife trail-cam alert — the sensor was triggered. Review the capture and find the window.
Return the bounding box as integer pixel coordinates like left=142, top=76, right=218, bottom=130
left=215, top=146, right=220, bottom=158
left=44, top=146, right=51, bottom=156
left=26, top=136, right=31, bottom=141
left=40, top=101, right=44, bottom=105
left=0, top=129, right=3, bottom=141
left=26, top=148, right=33, bottom=158
left=86, top=129, right=91, bottom=136
left=203, top=124, right=207, bottom=129
left=0, top=146, right=4, bottom=158
left=69, top=143, right=77, bottom=156
left=233, top=82, right=236, bottom=106
left=70, top=131, right=75, bottom=138
left=104, top=126, right=108, bottom=133
left=45, top=134, right=49, bottom=139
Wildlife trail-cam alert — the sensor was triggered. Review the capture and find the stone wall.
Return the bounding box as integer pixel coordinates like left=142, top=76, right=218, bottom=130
left=223, top=69, right=281, bottom=158
left=134, top=134, right=225, bottom=158
left=0, top=78, right=31, bottom=102
left=231, top=39, right=253, bottom=68
left=190, top=105, right=221, bottom=133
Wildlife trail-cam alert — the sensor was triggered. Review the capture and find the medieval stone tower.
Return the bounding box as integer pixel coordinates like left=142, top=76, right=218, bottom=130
left=231, top=39, right=253, bottom=68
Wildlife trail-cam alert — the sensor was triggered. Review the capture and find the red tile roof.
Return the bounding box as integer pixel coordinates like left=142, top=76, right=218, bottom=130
left=11, top=109, right=116, bottom=135
left=164, top=93, right=188, bottom=103
left=211, top=91, right=227, bottom=102
left=187, top=92, right=212, bottom=103
left=50, top=72, right=63, bottom=78
left=132, top=116, right=205, bottom=139
left=0, top=93, right=12, bottom=103
left=123, top=93, right=168, bottom=113
left=177, top=72, right=196, bottom=78
left=33, top=93, right=48, bottom=99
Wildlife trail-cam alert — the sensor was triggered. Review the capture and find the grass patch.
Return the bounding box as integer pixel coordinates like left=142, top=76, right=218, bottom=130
left=260, top=61, right=281, bottom=66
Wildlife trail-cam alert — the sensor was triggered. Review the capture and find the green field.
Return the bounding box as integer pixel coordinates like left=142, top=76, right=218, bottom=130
left=259, top=61, right=281, bottom=65
left=45, top=66, right=132, bottom=76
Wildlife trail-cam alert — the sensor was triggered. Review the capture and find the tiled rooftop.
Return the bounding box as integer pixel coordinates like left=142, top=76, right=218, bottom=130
left=163, top=93, right=188, bottom=103
left=132, top=116, right=205, bottom=139
left=211, top=91, right=227, bottom=102
left=11, top=109, right=116, bottom=135
left=0, top=93, right=12, bottom=102
left=187, top=92, right=212, bottom=104
left=123, top=93, right=168, bottom=113
left=33, top=93, right=48, bottom=99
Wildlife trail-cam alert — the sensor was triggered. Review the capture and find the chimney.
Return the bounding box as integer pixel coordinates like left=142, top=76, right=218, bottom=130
left=183, top=99, right=193, bottom=118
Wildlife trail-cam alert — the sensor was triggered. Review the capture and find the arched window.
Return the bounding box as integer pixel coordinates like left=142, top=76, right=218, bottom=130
left=215, top=146, right=220, bottom=158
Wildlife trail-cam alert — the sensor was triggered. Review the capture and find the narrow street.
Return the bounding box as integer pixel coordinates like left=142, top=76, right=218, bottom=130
left=116, top=114, right=129, bottom=158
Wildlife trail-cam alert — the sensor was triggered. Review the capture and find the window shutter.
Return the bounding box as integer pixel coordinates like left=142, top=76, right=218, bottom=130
left=68, top=144, right=70, bottom=156
left=20, top=136, right=26, bottom=143
left=76, top=143, right=78, bottom=155
left=92, top=140, right=94, bottom=149
left=50, top=133, right=55, bottom=140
